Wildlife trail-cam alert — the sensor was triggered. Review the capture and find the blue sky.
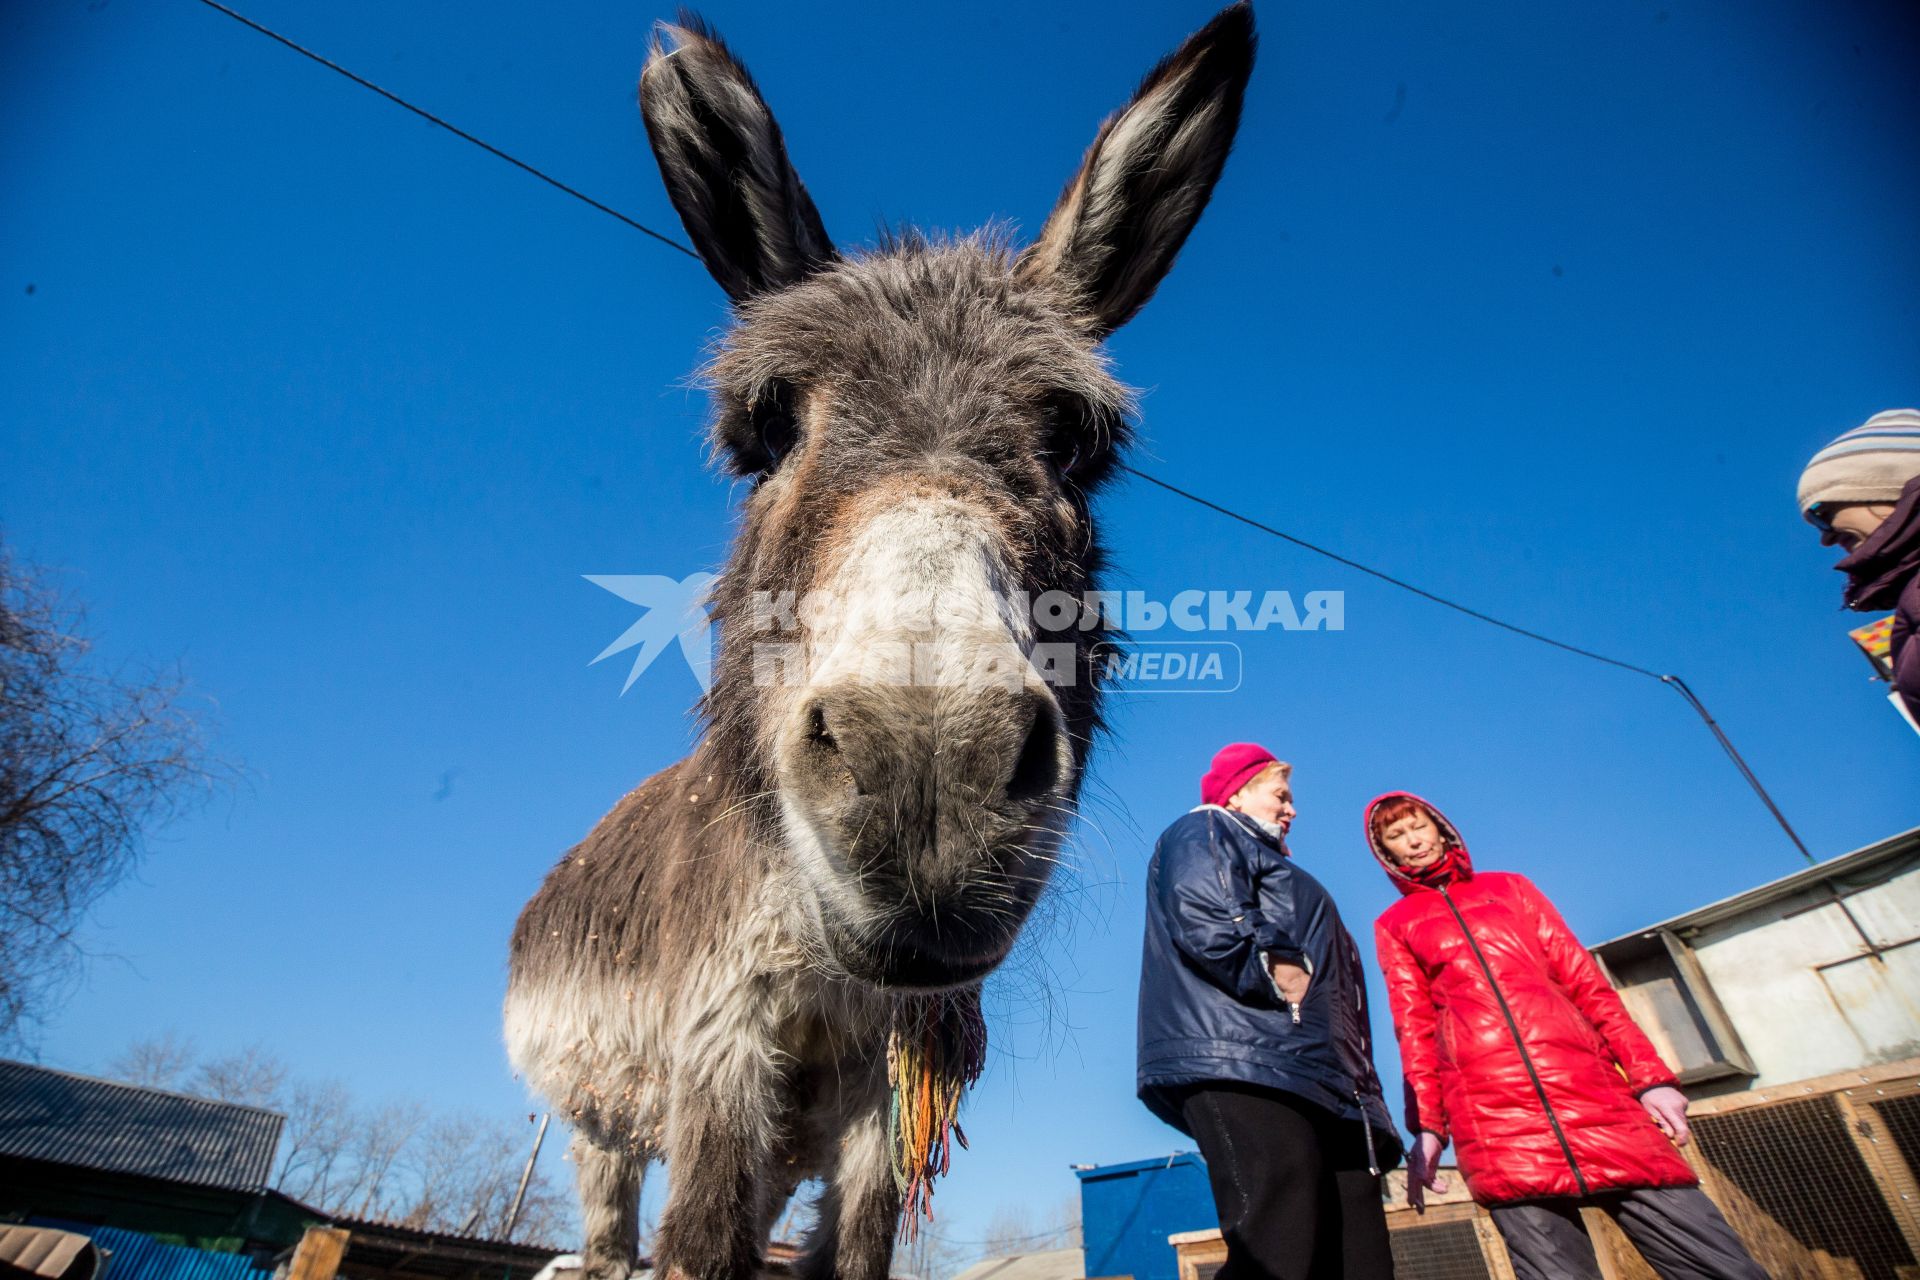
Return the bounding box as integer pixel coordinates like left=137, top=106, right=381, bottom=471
left=3, top=0, right=1916, bottom=1261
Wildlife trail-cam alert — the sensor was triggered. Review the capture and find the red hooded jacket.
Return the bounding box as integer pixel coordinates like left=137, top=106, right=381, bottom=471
left=1367, top=793, right=1696, bottom=1204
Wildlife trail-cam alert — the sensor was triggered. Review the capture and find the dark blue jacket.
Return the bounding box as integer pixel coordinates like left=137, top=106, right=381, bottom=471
left=1137, top=805, right=1401, bottom=1167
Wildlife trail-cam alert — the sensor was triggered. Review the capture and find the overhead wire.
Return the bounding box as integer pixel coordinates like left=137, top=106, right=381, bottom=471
left=1116, top=463, right=1666, bottom=680
left=188, top=1, right=1825, bottom=869
left=193, top=0, right=700, bottom=261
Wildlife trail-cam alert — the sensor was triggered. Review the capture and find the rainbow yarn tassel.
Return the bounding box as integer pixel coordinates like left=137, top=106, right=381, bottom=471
left=887, top=988, right=987, bottom=1241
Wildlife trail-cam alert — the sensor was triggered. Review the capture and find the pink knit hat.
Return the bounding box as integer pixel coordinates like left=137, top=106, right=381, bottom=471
left=1200, top=742, right=1280, bottom=807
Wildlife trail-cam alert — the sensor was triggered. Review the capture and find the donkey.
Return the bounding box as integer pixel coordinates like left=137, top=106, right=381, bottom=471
left=505, top=7, right=1255, bottom=1278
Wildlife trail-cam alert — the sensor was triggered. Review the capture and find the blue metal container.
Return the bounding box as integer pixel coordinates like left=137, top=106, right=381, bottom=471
left=1075, top=1154, right=1216, bottom=1280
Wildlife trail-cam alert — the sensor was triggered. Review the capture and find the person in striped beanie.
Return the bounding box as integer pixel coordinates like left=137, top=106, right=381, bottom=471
left=1798, top=408, right=1920, bottom=720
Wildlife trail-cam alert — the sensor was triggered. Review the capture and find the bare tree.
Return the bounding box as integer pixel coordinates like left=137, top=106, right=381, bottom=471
left=974, top=1194, right=1082, bottom=1260
left=1048, top=1193, right=1083, bottom=1251
left=391, top=1112, right=569, bottom=1243
left=0, top=546, right=214, bottom=1045
left=189, top=1044, right=289, bottom=1108
left=979, top=1205, right=1040, bottom=1259
left=105, top=1036, right=573, bottom=1245
left=275, top=1077, right=356, bottom=1207
left=345, top=1100, right=429, bottom=1217
left=109, top=1031, right=198, bottom=1090
left=896, top=1226, right=967, bottom=1280
left=396, top=1113, right=507, bottom=1231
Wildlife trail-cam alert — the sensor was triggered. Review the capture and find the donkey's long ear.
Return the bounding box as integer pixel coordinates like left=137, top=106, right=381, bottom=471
left=1017, top=3, right=1255, bottom=335
left=639, top=14, right=836, bottom=302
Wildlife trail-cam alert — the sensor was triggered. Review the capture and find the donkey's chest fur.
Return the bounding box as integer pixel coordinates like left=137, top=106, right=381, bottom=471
left=506, top=759, right=892, bottom=1159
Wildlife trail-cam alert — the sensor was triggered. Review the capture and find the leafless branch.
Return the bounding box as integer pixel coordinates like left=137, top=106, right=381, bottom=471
left=0, top=545, right=223, bottom=1046
left=106, top=1036, right=576, bottom=1246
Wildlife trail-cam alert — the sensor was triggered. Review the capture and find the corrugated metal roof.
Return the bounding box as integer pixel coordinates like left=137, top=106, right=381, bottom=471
left=328, top=1212, right=566, bottom=1259
left=0, top=1060, right=283, bottom=1191
left=32, top=1221, right=265, bottom=1280
left=1593, top=825, right=1920, bottom=946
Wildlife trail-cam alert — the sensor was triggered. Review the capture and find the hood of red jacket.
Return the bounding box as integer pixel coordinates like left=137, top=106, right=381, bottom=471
left=1364, top=790, right=1472, bottom=894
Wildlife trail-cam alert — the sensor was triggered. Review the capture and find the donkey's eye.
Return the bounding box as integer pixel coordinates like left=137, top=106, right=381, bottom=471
left=750, top=379, right=800, bottom=473
left=1040, top=392, right=1106, bottom=484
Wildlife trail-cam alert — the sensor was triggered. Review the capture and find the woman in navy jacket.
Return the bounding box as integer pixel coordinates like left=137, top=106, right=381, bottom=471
left=1138, top=743, right=1401, bottom=1280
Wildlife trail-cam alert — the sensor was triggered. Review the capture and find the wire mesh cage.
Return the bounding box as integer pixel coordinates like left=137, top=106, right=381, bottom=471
left=1388, top=1219, right=1494, bottom=1280
left=1688, top=1085, right=1919, bottom=1280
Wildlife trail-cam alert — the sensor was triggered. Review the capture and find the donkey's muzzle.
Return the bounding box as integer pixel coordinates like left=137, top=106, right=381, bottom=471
left=796, top=683, right=1064, bottom=808
left=781, top=681, right=1072, bottom=987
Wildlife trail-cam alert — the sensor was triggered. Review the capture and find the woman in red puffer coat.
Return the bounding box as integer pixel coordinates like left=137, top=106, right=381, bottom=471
left=1366, top=792, right=1767, bottom=1280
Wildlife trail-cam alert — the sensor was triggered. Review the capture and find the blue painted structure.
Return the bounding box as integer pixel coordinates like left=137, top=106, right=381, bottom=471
left=1075, top=1154, right=1216, bottom=1280
left=34, top=1221, right=266, bottom=1280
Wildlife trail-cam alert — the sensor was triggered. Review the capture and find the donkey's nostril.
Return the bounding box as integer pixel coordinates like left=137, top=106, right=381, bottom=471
left=1006, top=703, right=1064, bottom=803
left=792, top=687, right=1064, bottom=814
left=807, top=701, right=837, bottom=752
left=800, top=699, right=858, bottom=794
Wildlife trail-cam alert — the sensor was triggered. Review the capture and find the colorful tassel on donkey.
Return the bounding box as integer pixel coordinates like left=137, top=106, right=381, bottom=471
left=887, top=987, right=988, bottom=1241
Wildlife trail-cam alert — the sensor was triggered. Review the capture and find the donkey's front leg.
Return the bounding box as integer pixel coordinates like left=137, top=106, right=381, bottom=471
left=799, top=1089, right=901, bottom=1280
left=574, top=1134, right=645, bottom=1280
left=655, top=1043, right=782, bottom=1280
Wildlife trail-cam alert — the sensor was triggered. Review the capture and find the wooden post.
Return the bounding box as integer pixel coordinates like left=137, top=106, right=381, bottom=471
left=1580, top=1208, right=1660, bottom=1280
left=286, top=1227, right=351, bottom=1280
left=1833, top=1084, right=1920, bottom=1254
left=1471, top=1214, right=1519, bottom=1280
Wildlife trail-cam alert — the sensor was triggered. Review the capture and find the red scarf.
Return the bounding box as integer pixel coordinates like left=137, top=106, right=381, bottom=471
left=1397, top=843, right=1471, bottom=890
left=1365, top=791, right=1476, bottom=895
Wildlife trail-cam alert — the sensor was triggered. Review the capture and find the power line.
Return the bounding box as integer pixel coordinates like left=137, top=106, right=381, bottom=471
left=1660, top=675, right=1813, bottom=863
left=192, top=0, right=700, bottom=261
left=189, top=2, right=1821, bottom=868
left=1116, top=463, right=1664, bottom=680
left=1117, top=463, right=1817, bottom=865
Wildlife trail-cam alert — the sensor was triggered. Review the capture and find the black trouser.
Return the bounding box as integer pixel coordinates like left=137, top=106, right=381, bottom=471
left=1180, top=1083, right=1395, bottom=1280
left=1491, top=1187, right=1768, bottom=1280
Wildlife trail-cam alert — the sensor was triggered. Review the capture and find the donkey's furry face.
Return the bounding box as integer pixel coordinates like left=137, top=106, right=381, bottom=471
left=702, top=240, right=1127, bottom=987
left=640, top=6, right=1254, bottom=989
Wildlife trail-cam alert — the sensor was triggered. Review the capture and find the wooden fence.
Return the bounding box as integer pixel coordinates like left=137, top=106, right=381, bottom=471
left=1169, top=1058, right=1920, bottom=1280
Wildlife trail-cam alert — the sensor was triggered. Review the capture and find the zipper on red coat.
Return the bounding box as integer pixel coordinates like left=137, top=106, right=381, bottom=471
left=1438, top=885, right=1590, bottom=1197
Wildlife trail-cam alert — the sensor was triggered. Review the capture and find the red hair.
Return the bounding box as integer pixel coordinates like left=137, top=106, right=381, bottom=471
left=1369, top=794, right=1440, bottom=844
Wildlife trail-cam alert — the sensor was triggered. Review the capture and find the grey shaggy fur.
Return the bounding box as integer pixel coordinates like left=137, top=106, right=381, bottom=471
left=506, top=7, right=1255, bottom=1279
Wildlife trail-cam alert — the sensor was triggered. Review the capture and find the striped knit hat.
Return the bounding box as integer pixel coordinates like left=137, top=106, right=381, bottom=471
left=1797, top=408, right=1920, bottom=512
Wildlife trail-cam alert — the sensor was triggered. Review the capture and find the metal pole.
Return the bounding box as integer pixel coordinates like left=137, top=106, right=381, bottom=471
left=503, top=1113, right=551, bottom=1241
